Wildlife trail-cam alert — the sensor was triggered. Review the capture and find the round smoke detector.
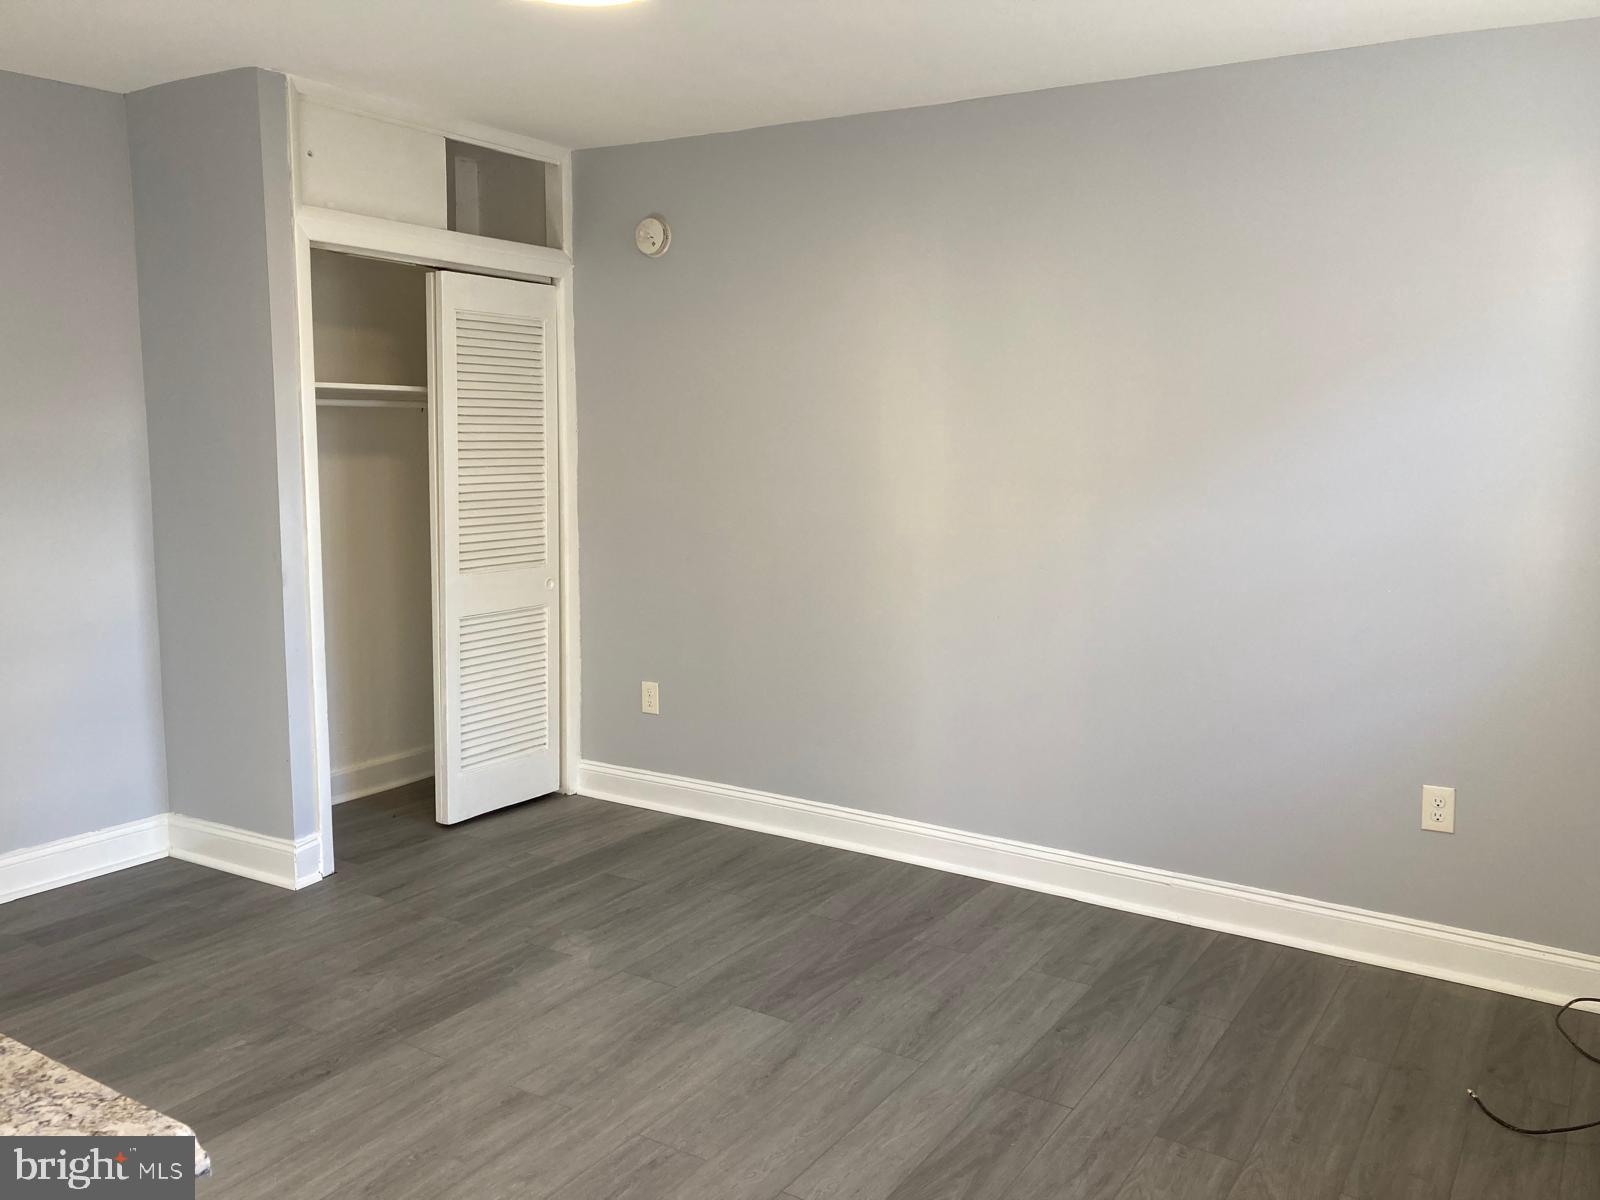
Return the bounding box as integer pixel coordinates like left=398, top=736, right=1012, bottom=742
left=635, top=214, right=671, bottom=257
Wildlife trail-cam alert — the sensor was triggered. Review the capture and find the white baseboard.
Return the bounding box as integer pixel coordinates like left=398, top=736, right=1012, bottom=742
left=577, top=760, right=1600, bottom=1007
left=1, top=812, right=323, bottom=906
left=332, top=745, right=434, bottom=804
left=0, top=815, right=170, bottom=905
left=168, top=815, right=322, bottom=891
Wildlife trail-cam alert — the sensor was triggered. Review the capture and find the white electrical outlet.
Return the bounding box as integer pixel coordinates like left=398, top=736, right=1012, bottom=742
left=1421, top=785, right=1455, bottom=833
left=641, top=681, right=660, bottom=715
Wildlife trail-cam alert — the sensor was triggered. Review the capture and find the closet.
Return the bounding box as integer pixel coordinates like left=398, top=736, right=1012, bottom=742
left=312, top=249, right=560, bottom=826
left=313, top=251, right=432, bottom=808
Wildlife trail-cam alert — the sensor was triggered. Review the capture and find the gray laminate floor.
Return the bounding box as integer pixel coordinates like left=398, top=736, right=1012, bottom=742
left=2, top=784, right=1594, bottom=1199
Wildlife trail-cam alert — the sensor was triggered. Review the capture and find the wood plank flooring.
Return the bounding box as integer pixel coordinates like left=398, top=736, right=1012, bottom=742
left=2, top=782, right=1594, bottom=1199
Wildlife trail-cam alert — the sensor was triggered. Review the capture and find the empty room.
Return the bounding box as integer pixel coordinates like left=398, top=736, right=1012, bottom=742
left=2, top=2, right=1598, bottom=1197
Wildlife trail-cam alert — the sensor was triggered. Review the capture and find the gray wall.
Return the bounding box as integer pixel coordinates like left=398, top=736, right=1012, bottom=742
left=0, top=71, right=168, bottom=854
left=574, top=20, right=1600, bottom=955
left=129, top=69, right=314, bottom=841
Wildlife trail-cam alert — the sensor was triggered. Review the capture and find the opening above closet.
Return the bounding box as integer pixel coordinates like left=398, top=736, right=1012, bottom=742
left=446, top=139, right=557, bottom=248
left=295, top=99, right=564, bottom=252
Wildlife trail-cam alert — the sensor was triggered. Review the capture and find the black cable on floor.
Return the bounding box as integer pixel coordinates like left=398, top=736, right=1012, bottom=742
left=1468, top=996, right=1600, bottom=1136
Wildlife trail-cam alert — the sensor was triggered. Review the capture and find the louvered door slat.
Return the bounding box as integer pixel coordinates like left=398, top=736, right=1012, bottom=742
left=457, top=607, right=549, bottom=769
left=432, top=271, right=561, bottom=824
left=454, top=309, right=547, bottom=572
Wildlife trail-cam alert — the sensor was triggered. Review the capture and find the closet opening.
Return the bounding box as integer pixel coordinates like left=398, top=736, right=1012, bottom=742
left=312, top=250, right=436, bottom=838
left=307, top=245, right=566, bottom=866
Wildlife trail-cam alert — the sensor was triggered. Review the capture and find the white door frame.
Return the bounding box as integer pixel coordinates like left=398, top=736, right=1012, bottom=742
left=292, top=206, right=582, bottom=874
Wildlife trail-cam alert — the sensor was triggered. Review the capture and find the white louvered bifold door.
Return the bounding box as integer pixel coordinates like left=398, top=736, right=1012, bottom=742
left=429, top=271, right=560, bottom=823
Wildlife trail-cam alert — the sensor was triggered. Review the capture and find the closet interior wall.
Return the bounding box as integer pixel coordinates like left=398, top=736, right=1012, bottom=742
left=311, top=250, right=434, bottom=802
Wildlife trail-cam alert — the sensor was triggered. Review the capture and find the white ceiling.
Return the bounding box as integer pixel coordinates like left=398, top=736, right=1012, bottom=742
left=3, top=1, right=1597, bottom=148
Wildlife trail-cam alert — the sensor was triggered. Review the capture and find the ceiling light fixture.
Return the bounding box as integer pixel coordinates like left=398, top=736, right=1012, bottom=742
left=530, top=0, right=643, bottom=6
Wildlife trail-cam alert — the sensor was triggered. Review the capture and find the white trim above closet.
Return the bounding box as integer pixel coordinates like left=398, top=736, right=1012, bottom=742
left=300, top=206, right=570, bottom=282
left=290, top=77, right=567, bottom=172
